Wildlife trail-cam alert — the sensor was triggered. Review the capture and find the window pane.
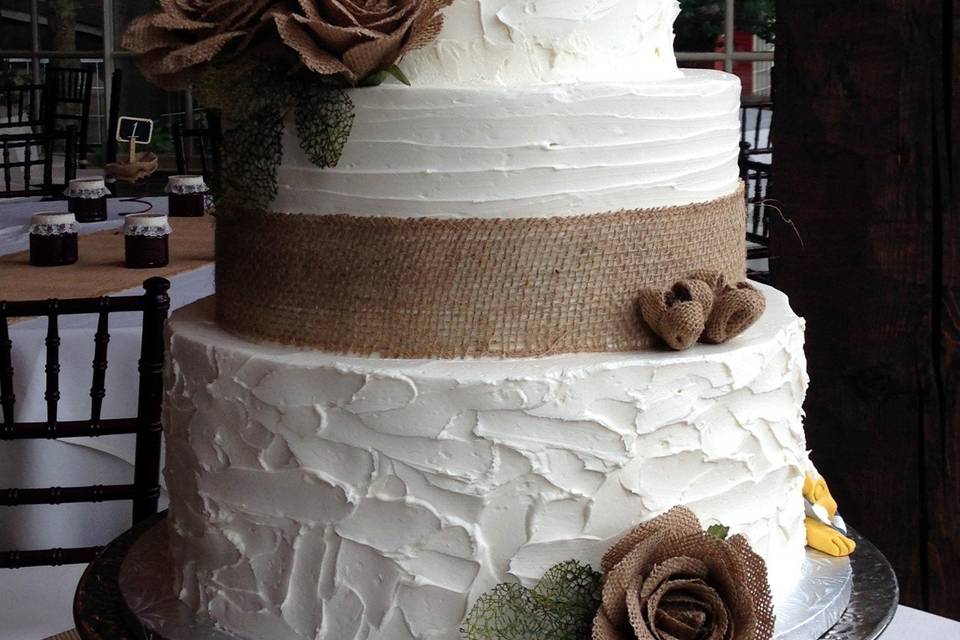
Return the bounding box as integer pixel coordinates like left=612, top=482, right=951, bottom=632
left=675, top=0, right=725, bottom=53
left=38, top=0, right=104, bottom=52
left=0, top=57, right=34, bottom=86
left=1, top=0, right=35, bottom=51
left=734, top=0, right=775, bottom=99
left=734, top=0, right=776, bottom=51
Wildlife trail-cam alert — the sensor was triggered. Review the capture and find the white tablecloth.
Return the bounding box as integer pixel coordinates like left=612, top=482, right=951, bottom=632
left=0, top=196, right=214, bottom=554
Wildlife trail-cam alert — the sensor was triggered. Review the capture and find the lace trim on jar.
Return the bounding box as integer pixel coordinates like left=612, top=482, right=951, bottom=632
left=165, top=182, right=210, bottom=195
left=30, top=222, right=80, bottom=236
left=125, top=223, right=172, bottom=238
left=64, top=185, right=111, bottom=199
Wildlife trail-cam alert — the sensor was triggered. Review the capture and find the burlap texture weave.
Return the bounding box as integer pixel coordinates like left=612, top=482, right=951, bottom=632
left=593, top=506, right=774, bottom=640
left=216, top=186, right=746, bottom=358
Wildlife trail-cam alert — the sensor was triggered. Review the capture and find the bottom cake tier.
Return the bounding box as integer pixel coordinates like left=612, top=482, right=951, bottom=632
left=164, top=284, right=812, bottom=640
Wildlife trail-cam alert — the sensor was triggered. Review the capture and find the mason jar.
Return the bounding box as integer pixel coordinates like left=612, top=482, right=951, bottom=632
left=124, top=213, right=171, bottom=269
left=29, top=212, right=79, bottom=266
left=65, top=177, right=110, bottom=223
left=166, top=175, right=210, bottom=217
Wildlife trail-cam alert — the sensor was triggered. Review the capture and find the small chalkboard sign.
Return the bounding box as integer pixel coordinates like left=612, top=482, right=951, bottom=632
left=116, top=116, right=154, bottom=144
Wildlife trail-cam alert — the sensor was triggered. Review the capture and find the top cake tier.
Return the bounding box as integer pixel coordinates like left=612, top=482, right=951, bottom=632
left=400, top=0, right=683, bottom=86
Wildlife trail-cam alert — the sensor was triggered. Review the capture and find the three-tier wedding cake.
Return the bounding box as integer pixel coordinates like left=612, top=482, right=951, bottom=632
left=129, top=1, right=825, bottom=638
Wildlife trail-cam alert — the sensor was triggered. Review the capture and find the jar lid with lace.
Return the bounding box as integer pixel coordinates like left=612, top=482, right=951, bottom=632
left=124, top=213, right=171, bottom=237
left=64, top=177, right=110, bottom=199
left=165, top=174, right=209, bottom=194
left=30, top=212, right=79, bottom=236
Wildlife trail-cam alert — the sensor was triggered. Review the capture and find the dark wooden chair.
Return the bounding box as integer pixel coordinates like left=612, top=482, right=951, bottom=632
left=1, top=84, right=45, bottom=131
left=740, top=99, right=773, bottom=161
left=0, top=278, right=170, bottom=568
left=105, top=69, right=123, bottom=167
left=742, top=158, right=772, bottom=283
left=0, top=126, right=77, bottom=199
left=43, top=66, right=94, bottom=167
left=173, top=111, right=221, bottom=182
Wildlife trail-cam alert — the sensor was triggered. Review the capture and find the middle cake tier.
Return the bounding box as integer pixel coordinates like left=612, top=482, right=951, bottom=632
left=271, top=69, right=742, bottom=218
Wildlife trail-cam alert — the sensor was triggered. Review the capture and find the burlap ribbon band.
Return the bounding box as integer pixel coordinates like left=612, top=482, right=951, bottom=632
left=216, top=186, right=746, bottom=358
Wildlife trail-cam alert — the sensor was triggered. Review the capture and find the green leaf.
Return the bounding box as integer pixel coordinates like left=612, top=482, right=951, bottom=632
left=358, top=70, right=389, bottom=87
left=707, top=524, right=730, bottom=540
left=461, top=560, right=601, bottom=640
left=385, top=64, right=412, bottom=86
left=294, top=84, right=355, bottom=169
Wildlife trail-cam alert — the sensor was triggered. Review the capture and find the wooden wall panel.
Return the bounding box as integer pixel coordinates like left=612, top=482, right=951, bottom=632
left=772, top=0, right=958, bottom=616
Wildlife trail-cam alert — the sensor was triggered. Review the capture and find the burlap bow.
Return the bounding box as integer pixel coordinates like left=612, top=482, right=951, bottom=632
left=593, top=506, right=774, bottom=640
left=639, top=271, right=766, bottom=351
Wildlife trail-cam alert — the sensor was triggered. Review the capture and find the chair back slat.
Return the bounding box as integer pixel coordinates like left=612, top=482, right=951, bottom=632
left=0, top=84, right=44, bottom=130
left=43, top=66, right=94, bottom=165
left=3, top=418, right=138, bottom=441
left=0, top=279, right=170, bottom=567
left=2, top=138, right=10, bottom=192
left=90, top=309, right=110, bottom=423
left=132, top=278, right=171, bottom=522
left=44, top=309, right=61, bottom=424
left=1, top=547, right=101, bottom=569
left=23, top=137, right=32, bottom=191
left=2, top=484, right=137, bottom=507
left=0, top=128, right=78, bottom=198
left=0, top=311, right=14, bottom=428
left=172, top=112, right=221, bottom=182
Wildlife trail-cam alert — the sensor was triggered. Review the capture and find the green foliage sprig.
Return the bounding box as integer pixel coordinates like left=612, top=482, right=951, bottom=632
left=194, top=58, right=365, bottom=216
left=461, top=560, right=602, bottom=640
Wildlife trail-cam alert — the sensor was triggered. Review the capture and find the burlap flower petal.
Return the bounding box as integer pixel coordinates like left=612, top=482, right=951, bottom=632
left=341, top=22, right=409, bottom=79
left=402, top=3, right=452, bottom=53
left=274, top=12, right=353, bottom=78
left=121, top=17, right=185, bottom=54
left=154, top=32, right=248, bottom=75
left=592, top=506, right=774, bottom=640
left=296, top=14, right=384, bottom=54
left=602, top=507, right=702, bottom=571
left=152, top=12, right=217, bottom=32
left=646, top=579, right=730, bottom=640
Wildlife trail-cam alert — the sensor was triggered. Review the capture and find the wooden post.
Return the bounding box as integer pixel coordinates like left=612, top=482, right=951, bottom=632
left=773, top=0, right=959, bottom=616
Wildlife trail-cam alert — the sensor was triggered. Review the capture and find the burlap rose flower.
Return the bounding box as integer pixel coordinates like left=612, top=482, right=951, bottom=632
left=271, top=0, right=454, bottom=85
left=122, top=0, right=282, bottom=89
left=593, top=506, right=774, bottom=640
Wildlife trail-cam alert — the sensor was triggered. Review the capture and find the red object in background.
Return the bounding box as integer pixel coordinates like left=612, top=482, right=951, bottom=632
left=715, top=31, right=759, bottom=95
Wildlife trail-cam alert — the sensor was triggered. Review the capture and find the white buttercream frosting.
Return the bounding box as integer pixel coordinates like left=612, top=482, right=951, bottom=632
left=273, top=70, right=742, bottom=218
left=164, top=284, right=810, bottom=640
left=399, top=0, right=682, bottom=86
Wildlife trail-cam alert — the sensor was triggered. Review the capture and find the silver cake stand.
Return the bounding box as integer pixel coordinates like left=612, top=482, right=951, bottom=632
left=113, top=516, right=898, bottom=640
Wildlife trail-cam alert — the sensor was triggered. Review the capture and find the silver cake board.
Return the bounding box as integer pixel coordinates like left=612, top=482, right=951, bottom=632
left=119, top=521, right=897, bottom=640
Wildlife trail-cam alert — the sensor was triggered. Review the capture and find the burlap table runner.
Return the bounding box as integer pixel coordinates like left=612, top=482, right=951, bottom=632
left=217, top=186, right=747, bottom=358
left=1, top=217, right=214, bottom=320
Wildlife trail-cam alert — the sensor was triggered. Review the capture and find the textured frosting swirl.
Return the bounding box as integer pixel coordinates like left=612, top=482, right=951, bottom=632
left=273, top=70, right=742, bottom=218
left=399, top=0, right=682, bottom=86
left=164, top=285, right=810, bottom=640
